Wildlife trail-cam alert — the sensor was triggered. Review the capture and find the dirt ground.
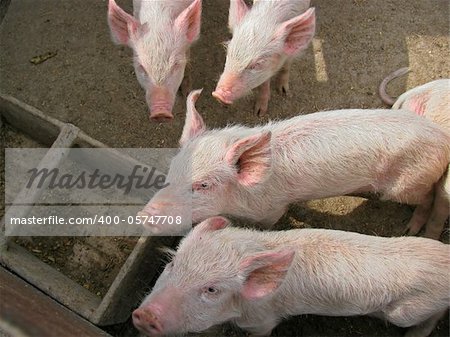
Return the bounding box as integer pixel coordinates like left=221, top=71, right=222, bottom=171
left=0, top=0, right=449, bottom=336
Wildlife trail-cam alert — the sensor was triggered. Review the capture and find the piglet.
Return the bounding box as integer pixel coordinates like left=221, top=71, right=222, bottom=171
left=140, top=90, right=450, bottom=238
left=133, top=217, right=449, bottom=337
left=379, top=67, right=450, bottom=134
left=212, top=0, right=315, bottom=116
left=107, top=0, right=202, bottom=122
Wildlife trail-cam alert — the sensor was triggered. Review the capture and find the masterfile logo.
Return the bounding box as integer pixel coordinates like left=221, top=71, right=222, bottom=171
left=26, top=165, right=169, bottom=195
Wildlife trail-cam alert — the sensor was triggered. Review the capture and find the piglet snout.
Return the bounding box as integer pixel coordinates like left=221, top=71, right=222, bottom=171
left=137, top=210, right=162, bottom=234
left=212, top=89, right=234, bottom=105
left=149, top=110, right=174, bottom=123
left=147, top=87, right=174, bottom=123
left=132, top=307, right=163, bottom=336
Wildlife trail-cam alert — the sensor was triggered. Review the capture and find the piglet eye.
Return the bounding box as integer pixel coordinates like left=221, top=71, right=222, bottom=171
left=192, top=182, right=211, bottom=192
left=206, top=287, right=217, bottom=294
left=201, top=286, right=219, bottom=299
left=247, top=59, right=264, bottom=71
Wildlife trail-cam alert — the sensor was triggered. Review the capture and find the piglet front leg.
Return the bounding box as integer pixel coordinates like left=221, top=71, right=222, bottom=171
left=180, top=71, right=192, bottom=98
left=277, top=59, right=292, bottom=96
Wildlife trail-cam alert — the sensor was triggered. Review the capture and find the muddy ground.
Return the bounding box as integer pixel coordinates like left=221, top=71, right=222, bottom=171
left=0, top=0, right=449, bottom=336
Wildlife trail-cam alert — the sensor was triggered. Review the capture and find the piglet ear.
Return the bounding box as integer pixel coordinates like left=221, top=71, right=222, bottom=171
left=175, top=0, right=202, bottom=43
left=228, top=0, right=250, bottom=32
left=225, top=131, right=272, bottom=187
left=107, top=0, right=139, bottom=46
left=195, top=216, right=231, bottom=233
left=180, top=89, right=206, bottom=146
left=274, top=7, right=316, bottom=56
left=239, top=249, right=295, bottom=300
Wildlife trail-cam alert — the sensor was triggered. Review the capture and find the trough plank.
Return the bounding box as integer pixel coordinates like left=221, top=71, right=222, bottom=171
left=0, top=267, right=111, bottom=337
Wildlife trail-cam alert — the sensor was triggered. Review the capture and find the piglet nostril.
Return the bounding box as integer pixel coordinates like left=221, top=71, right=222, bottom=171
left=137, top=210, right=164, bottom=234
left=146, top=312, right=162, bottom=333
left=212, top=90, right=233, bottom=105
left=150, top=110, right=174, bottom=123
left=132, top=308, right=163, bottom=334
left=138, top=206, right=160, bottom=218
left=132, top=310, right=141, bottom=322
left=141, top=204, right=162, bottom=216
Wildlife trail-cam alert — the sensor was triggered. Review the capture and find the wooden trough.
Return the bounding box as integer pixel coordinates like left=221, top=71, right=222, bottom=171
left=0, top=94, right=176, bottom=326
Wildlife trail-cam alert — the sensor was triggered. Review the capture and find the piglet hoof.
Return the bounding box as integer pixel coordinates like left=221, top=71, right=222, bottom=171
left=254, top=99, right=269, bottom=117
left=255, top=80, right=270, bottom=116
left=405, top=229, right=415, bottom=236
left=150, top=111, right=174, bottom=123
left=277, top=81, right=290, bottom=97
left=402, top=224, right=421, bottom=237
